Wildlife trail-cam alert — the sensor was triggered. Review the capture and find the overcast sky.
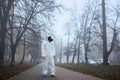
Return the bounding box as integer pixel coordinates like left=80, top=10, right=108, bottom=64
left=53, top=0, right=119, bottom=39
left=53, top=0, right=85, bottom=37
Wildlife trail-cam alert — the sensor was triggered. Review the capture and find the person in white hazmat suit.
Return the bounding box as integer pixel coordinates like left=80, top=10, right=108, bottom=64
left=41, top=36, right=56, bottom=77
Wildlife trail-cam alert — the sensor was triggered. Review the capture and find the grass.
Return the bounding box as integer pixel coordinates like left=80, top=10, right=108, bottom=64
left=57, top=63, right=120, bottom=80
left=0, top=63, right=37, bottom=80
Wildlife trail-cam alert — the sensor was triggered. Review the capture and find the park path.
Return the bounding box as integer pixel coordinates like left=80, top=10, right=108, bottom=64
left=8, top=64, right=103, bottom=80
left=56, top=66, right=103, bottom=80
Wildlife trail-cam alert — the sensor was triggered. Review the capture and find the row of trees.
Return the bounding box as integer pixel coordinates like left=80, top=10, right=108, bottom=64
left=0, top=0, right=59, bottom=66
left=63, top=0, right=120, bottom=65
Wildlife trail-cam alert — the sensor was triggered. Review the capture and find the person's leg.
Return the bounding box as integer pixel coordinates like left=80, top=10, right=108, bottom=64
left=49, top=56, right=55, bottom=76
left=42, top=58, right=48, bottom=76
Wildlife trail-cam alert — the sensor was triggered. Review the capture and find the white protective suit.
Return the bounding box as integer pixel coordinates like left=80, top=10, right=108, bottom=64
left=41, top=40, right=56, bottom=75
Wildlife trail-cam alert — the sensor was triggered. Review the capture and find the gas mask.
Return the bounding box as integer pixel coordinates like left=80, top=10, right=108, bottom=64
left=48, top=36, right=53, bottom=42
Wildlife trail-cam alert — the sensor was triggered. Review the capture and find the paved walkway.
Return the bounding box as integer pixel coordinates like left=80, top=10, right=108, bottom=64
left=56, top=66, right=103, bottom=80
left=8, top=64, right=103, bottom=80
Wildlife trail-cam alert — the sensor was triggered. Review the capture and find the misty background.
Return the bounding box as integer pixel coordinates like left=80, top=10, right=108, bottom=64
left=0, top=0, right=120, bottom=66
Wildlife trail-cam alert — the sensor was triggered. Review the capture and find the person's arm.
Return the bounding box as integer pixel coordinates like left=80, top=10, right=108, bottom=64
left=41, top=41, right=46, bottom=58
left=52, top=42, right=56, bottom=57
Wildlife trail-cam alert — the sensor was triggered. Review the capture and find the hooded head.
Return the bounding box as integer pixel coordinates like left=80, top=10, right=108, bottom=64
left=48, top=36, right=53, bottom=42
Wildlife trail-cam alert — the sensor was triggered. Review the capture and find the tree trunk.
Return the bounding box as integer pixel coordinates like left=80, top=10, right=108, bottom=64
left=0, top=36, right=5, bottom=65
left=85, top=48, right=88, bottom=64
left=72, top=50, right=76, bottom=64
left=0, top=20, right=7, bottom=66
left=10, top=46, right=16, bottom=66
left=20, top=35, right=26, bottom=64
left=67, top=55, right=69, bottom=63
left=77, top=37, right=81, bottom=64
left=102, top=0, right=109, bottom=65
left=59, top=53, right=62, bottom=63
left=72, top=38, right=78, bottom=64
left=0, top=0, right=15, bottom=66
left=59, top=38, right=62, bottom=63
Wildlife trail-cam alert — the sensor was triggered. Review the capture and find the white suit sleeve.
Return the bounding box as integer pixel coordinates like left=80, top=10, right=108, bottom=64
left=41, top=41, right=46, bottom=57
left=52, top=42, right=56, bottom=56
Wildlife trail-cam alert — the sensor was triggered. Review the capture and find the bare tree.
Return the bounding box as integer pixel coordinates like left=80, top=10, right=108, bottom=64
left=0, top=0, right=16, bottom=65
left=81, top=1, right=97, bottom=64
left=102, top=0, right=109, bottom=65
left=93, top=1, right=120, bottom=65
left=65, top=22, right=71, bottom=63
left=59, top=38, right=63, bottom=63
left=77, top=31, right=83, bottom=64
left=6, top=0, right=59, bottom=65
left=108, top=5, right=120, bottom=56
left=19, top=34, right=26, bottom=64
left=71, top=37, right=78, bottom=64
left=71, top=32, right=82, bottom=64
